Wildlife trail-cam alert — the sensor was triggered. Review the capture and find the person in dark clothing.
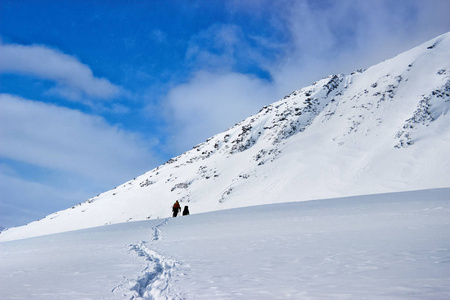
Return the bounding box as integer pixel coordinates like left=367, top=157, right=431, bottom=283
left=172, top=201, right=181, bottom=217
left=182, top=206, right=190, bottom=216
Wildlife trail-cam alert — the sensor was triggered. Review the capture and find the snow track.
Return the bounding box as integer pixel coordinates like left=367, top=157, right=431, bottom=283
left=113, top=219, right=183, bottom=300
left=151, top=218, right=168, bottom=241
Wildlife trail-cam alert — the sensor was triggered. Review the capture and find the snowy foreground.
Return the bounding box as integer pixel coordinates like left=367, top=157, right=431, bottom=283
left=1, top=188, right=450, bottom=299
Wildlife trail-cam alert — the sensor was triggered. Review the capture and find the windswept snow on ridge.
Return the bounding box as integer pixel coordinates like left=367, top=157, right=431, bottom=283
left=1, top=32, right=450, bottom=241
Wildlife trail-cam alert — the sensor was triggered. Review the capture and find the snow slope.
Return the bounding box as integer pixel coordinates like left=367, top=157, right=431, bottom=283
left=1, top=189, right=449, bottom=299
left=1, top=32, right=450, bottom=241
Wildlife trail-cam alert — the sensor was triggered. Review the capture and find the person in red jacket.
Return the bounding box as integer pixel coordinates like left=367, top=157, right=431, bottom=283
left=172, top=201, right=181, bottom=217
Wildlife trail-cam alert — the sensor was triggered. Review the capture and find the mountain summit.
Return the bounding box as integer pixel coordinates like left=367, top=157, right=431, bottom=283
left=2, top=32, right=450, bottom=241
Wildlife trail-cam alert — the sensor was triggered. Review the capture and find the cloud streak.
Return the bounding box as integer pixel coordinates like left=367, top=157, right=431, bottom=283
left=0, top=93, right=160, bottom=227
left=0, top=42, right=122, bottom=101
left=0, top=94, right=154, bottom=184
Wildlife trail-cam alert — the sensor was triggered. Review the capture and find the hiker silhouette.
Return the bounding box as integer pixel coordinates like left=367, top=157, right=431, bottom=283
left=183, top=206, right=190, bottom=216
left=172, top=201, right=181, bottom=217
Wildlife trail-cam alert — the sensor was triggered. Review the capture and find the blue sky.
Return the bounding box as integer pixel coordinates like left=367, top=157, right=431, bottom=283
left=1, top=0, right=449, bottom=228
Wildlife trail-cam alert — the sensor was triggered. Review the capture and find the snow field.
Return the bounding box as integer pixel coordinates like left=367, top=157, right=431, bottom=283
left=1, top=188, right=449, bottom=299
left=157, top=189, right=450, bottom=299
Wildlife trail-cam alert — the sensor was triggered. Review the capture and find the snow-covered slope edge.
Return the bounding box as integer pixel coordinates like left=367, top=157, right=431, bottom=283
left=1, top=188, right=449, bottom=299
left=2, top=32, right=450, bottom=241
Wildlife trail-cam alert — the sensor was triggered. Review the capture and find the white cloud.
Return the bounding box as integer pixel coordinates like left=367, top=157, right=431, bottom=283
left=270, top=0, right=450, bottom=91
left=163, top=71, right=277, bottom=153
left=0, top=94, right=156, bottom=185
left=185, top=23, right=276, bottom=76
left=0, top=94, right=161, bottom=227
left=0, top=42, right=122, bottom=100
left=0, top=41, right=163, bottom=227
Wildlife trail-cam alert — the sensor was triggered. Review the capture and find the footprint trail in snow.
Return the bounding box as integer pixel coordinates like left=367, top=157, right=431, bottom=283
left=113, top=219, right=183, bottom=300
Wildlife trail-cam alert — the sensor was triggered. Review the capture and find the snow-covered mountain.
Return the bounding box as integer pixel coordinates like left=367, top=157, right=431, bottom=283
left=2, top=32, right=450, bottom=241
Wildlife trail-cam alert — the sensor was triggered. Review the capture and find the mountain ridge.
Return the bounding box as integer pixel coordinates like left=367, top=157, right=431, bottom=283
left=2, top=31, right=449, bottom=241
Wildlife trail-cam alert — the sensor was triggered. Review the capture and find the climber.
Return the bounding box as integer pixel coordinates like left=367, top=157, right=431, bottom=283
left=183, top=206, right=190, bottom=216
left=172, top=201, right=181, bottom=217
